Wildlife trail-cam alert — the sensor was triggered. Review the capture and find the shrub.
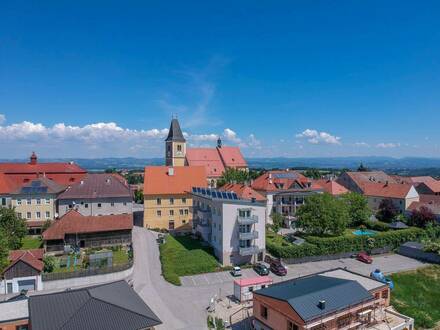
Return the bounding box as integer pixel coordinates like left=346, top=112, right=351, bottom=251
left=43, top=255, right=56, bottom=273
left=365, top=220, right=389, bottom=232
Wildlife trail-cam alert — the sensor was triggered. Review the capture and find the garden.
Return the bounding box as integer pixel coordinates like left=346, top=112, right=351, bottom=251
left=267, top=192, right=440, bottom=260
left=159, top=234, right=222, bottom=285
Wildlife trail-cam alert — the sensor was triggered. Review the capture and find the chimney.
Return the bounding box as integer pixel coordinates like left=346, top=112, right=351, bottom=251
left=385, top=180, right=389, bottom=186
left=29, top=152, right=37, bottom=165
left=318, top=300, right=326, bottom=310
left=268, top=173, right=272, bottom=179
left=168, top=168, right=174, bottom=176
left=251, top=197, right=256, bottom=203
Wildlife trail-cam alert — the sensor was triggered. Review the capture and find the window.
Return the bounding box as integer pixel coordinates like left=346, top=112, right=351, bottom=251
left=382, top=289, right=389, bottom=299
left=27, top=212, right=32, bottom=219
left=97, top=203, right=102, bottom=208
left=182, top=220, right=186, bottom=224
left=45, top=211, right=51, bottom=219
left=169, top=220, right=175, bottom=230
left=179, top=209, right=184, bottom=215
left=170, top=198, right=174, bottom=205
left=16, top=325, right=29, bottom=330
left=36, top=198, right=41, bottom=205
left=260, top=305, right=268, bottom=319
left=184, top=209, right=189, bottom=215
left=177, top=144, right=182, bottom=152
left=45, top=198, right=50, bottom=204
left=36, top=212, right=41, bottom=219
left=169, top=210, right=174, bottom=216
left=157, top=210, right=162, bottom=217
left=157, top=198, right=161, bottom=205
left=123, top=202, right=127, bottom=206
left=219, top=224, right=222, bottom=231
left=375, top=292, right=380, bottom=299
left=27, top=198, right=32, bottom=205
left=85, top=203, right=89, bottom=208
left=182, top=198, right=186, bottom=204
left=1, top=198, right=5, bottom=206
left=111, top=202, right=115, bottom=207
left=17, top=212, right=22, bottom=218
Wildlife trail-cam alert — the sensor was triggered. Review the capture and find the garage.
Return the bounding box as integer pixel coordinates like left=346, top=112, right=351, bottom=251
left=18, top=279, right=36, bottom=291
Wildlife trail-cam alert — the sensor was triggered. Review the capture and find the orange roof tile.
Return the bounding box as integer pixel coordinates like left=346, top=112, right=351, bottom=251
left=42, top=209, right=133, bottom=240
left=3, top=249, right=45, bottom=274
left=185, top=148, right=225, bottom=178
left=315, top=179, right=349, bottom=196
left=217, top=146, right=247, bottom=168
left=143, top=166, right=207, bottom=195
left=251, top=170, right=317, bottom=192
left=219, top=183, right=266, bottom=202
left=361, top=182, right=414, bottom=199
left=420, top=180, right=440, bottom=193
left=0, top=172, right=17, bottom=194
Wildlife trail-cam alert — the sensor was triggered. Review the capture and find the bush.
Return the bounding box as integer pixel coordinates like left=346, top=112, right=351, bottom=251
left=43, top=255, right=56, bottom=273
left=364, top=220, right=389, bottom=232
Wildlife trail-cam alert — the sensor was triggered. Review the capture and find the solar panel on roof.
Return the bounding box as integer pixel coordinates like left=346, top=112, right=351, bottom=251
left=31, top=181, right=42, bottom=187
left=226, top=192, right=233, bottom=199
left=232, top=193, right=238, bottom=200
left=273, top=173, right=298, bottom=179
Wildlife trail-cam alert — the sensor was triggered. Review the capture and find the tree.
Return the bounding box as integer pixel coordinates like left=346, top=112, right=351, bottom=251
left=216, top=168, right=252, bottom=187
left=0, top=230, right=9, bottom=271
left=303, top=168, right=321, bottom=179
left=409, top=206, right=436, bottom=228
left=341, top=192, right=371, bottom=226
left=134, top=190, right=144, bottom=204
left=271, top=212, right=285, bottom=232
left=376, top=199, right=399, bottom=223
left=296, top=193, right=349, bottom=236
left=357, top=163, right=369, bottom=172
left=0, top=207, right=27, bottom=250
left=43, top=255, right=56, bottom=273
left=41, top=219, right=52, bottom=234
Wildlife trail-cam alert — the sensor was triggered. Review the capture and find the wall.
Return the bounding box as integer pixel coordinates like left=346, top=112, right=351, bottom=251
left=165, top=141, right=186, bottom=167
left=0, top=275, right=42, bottom=294
left=144, top=194, right=193, bottom=231
left=0, top=319, right=29, bottom=330
left=11, top=194, right=56, bottom=222
left=58, top=197, right=133, bottom=217
left=0, top=196, right=12, bottom=208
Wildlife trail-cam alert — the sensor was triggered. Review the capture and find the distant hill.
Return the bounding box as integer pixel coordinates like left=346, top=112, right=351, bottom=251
left=1, top=156, right=440, bottom=176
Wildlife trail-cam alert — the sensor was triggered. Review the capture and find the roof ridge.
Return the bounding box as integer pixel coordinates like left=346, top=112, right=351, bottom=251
left=59, top=295, right=94, bottom=330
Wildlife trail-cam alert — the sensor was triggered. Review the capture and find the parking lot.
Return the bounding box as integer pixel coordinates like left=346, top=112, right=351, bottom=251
left=180, top=253, right=426, bottom=287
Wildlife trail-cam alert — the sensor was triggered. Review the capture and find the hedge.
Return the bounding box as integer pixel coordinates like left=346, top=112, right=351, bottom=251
left=267, top=227, right=425, bottom=259
left=364, top=220, right=390, bottom=232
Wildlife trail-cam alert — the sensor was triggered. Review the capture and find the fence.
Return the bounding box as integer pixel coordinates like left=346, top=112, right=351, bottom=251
left=280, top=246, right=392, bottom=265
left=42, top=260, right=133, bottom=281
left=398, top=242, right=440, bottom=264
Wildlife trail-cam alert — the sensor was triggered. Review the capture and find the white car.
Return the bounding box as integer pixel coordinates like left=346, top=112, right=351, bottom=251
left=231, top=266, right=242, bottom=277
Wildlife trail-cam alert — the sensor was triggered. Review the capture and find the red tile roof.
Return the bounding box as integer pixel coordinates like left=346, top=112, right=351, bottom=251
left=185, top=148, right=225, bottom=178
left=251, top=170, right=318, bottom=193
left=315, top=179, right=349, bottom=196
left=217, top=146, right=247, bottom=168
left=361, top=182, right=414, bottom=199
left=42, top=209, right=133, bottom=241
left=0, top=172, right=17, bottom=194
left=408, top=200, right=440, bottom=215
left=219, top=183, right=266, bottom=202
left=419, top=180, right=440, bottom=194
left=345, top=171, right=397, bottom=186
left=3, top=249, right=45, bottom=274
left=143, top=166, right=207, bottom=195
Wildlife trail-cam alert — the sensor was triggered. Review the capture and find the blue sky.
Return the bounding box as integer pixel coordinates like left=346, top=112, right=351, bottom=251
left=1, top=1, right=440, bottom=158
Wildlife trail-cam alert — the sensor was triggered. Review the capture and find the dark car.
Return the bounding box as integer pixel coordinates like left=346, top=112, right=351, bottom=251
left=253, top=263, right=269, bottom=276
left=270, top=262, right=287, bottom=276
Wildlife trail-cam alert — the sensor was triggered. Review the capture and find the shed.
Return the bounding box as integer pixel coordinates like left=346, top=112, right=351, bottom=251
left=234, top=276, right=272, bottom=302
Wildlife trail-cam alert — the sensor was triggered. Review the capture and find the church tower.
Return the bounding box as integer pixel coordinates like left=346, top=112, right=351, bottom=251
left=165, top=118, right=186, bottom=166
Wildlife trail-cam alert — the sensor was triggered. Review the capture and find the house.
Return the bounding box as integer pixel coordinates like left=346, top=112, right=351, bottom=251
left=415, top=180, right=440, bottom=196
left=219, top=183, right=266, bottom=202
left=28, top=280, right=162, bottom=330
left=337, top=171, right=397, bottom=194
left=314, top=179, right=349, bottom=196
left=0, top=152, right=87, bottom=187
left=0, top=172, right=16, bottom=208
left=251, top=170, right=323, bottom=225
left=165, top=118, right=248, bottom=187
left=191, top=187, right=266, bottom=266
left=143, top=165, right=207, bottom=231
left=57, top=173, right=133, bottom=217
left=361, top=182, right=419, bottom=213
left=0, top=295, right=29, bottom=330
left=9, top=177, right=66, bottom=234
left=1, top=249, right=44, bottom=294
left=407, top=194, right=440, bottom=222
left=42, top=209, right=133, bottom=254
left=252, top=268, right=413, bottom=330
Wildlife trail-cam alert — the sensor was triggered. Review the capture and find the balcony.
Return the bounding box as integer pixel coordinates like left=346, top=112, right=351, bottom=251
left=239, top=231, right=259, bottom=240
left=237, top=215, right=258, bottom=225
left=239, top=245, right=260, bottom=256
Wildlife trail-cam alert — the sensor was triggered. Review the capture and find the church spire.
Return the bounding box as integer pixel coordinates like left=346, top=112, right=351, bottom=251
left=165, top=118, right=186, bottom=142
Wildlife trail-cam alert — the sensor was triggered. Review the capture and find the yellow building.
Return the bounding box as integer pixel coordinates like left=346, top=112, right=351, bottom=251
left=143, top=166, right=207, bottom=231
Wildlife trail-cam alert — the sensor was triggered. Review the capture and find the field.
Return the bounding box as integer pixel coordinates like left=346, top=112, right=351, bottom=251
left=159, top=235, right=220, bottom=285
left=21, top=236, right=43, bottom=249
left=390, top=265, right=440, bottom=329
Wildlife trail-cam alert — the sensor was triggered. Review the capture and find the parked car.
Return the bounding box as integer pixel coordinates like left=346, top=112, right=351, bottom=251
left=231, top=266, right=242, bottom=277
left=370, top=269, right=394, bottom=290
left=253, top=263, right=269, bottom=276
left=270, top=262, right=287, bottom=276
left=356, top=252, right=373, bottom=264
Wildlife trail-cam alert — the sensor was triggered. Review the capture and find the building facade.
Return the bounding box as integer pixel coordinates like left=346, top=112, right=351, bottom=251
left=192, top=187, right=266, bottom=266
left=165, top=118, right=187, bottom=167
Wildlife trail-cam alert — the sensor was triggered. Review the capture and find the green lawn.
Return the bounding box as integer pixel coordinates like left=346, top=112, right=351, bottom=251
left=159, top=235, right=220, bottom=285
left=21, top=236, right=43, bottom=249
left=390, top=265, right=440, bottom=329
left=112, top=249, right=129, bottom=265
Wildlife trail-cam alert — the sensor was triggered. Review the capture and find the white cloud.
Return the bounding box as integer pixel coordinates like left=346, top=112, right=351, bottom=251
left=0, top=114, right=5, bottom=125
left=223, top=128, right=242, bottom=144
left=247, top=134, right=261, bottom=149
left=354, top=142, right=370, bottom=147
left=296, top=129, right=341, bottom=145
left=376, top=142, right=400, bottom=149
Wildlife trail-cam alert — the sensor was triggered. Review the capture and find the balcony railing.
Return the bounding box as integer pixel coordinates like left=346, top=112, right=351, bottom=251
left=239, top=231, right=259, bottom=240
left=237, top=215, right=258, bottom=225
left=239, top=245, right=260, bottom=256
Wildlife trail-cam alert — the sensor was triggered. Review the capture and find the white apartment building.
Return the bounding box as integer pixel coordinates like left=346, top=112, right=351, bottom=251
left=191, top=187, right=266, bottom=266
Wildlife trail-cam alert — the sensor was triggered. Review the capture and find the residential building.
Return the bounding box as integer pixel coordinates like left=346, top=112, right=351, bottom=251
left=57, top=173, right=133, bottom=217
left=164, top=118, right=248, bottom=187
left=10, top=177, right=66, bottom=234
left=251, top=170, right=323, bottom=225
left=0, top=296, right=29, bottom=330
left=314, top=178, right=349, bottom=196
left=252, top=268, right=413, bottom=330
left=407, top=194, right=440, bottom=222
left=1, top=249, right=44, bottom=294
left=192, top=187, right=266, bottom=266
left=219, top=183, right=266, bottom=202
left=414, top=180, right=440, bottom=195
left=42, top=209, right=133, bottom=254
left=28, top=280, right=162, bottom=330
left=0, top=172, right=15, bottom=208
left=143, top=166, right=207, bottom=231
left=337, top=171, right=397, bottom=194
left=0, top=152, right=87, bottom=187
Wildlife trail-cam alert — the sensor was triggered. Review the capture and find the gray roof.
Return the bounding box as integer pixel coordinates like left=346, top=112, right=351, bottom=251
left=29, top=280, right=162, bottom=330
left=255, top=274, right=373, bottom=322
left=389, top=221, right=409, bottom=229
left=165, top=118, right=186, bottom=142
left=13, top=177, right=66, bottom=195
left=58, top=173, right=131, bottom=199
